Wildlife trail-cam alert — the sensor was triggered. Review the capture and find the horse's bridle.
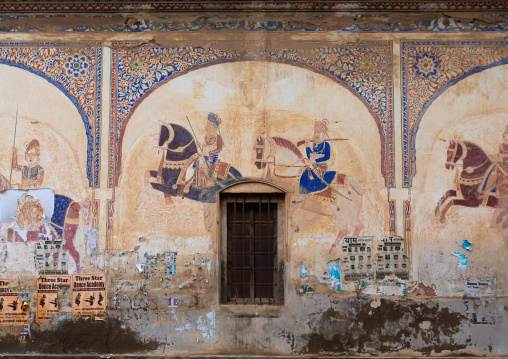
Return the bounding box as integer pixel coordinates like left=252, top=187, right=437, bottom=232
left=254, top=135, right=265, bottom=161
left=446, top=140, right=467, bottom=167
left=255, top=134, right=276, bottom=163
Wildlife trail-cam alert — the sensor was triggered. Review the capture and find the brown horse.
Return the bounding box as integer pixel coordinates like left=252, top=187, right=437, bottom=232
left=435, top=140, right=508, bottom=226
left=0, top=174, right=91, bottom=271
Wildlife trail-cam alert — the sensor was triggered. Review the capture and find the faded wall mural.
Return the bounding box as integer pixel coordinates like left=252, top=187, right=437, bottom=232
left=0, top=45, right=99, bottom=275
left=0, top=6, right=506, bottom=357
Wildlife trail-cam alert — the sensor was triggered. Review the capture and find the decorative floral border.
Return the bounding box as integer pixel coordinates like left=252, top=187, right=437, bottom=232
left=0, top=42, right=101, bottom=186
left=110, top=42, right=393, bottom=187
left=401, top=41, right=508, bottom=187
left=0, top=14, right=507, bottom=32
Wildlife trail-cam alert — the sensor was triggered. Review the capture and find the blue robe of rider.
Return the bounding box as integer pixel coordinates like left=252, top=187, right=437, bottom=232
left=299, top=120, right=337, bottom=195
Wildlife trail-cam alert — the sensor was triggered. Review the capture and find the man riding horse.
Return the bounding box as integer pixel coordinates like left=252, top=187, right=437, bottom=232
left=182, top=112, right=225, bottom=194
left=298, top=119, right=337, bottom=196
left=150, top=116, right=241, bottom=203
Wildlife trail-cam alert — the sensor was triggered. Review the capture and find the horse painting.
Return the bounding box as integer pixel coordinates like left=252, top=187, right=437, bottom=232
left=0, top=174, right=91, bottom=271
left=150, top=123, right=242, bottom=203
left=435, top=140, right=508, bottom=228
left=254, top=134, right=365, bottom=253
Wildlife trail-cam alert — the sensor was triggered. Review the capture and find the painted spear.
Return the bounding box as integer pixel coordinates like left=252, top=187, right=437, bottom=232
left=9, top=108, right=18, bottom=183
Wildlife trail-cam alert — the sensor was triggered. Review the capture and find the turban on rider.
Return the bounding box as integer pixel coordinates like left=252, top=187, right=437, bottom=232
left=314, top=119, right=329, bottom=135
left=208, top=112, right=224, bottom=143
left=208, top=112, right=221, bottom=128
left=25, top=139, right=40, bottom=155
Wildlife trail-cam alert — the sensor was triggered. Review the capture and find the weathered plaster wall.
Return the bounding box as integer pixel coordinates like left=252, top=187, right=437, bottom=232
left=0, top=7, right=506, bottom=356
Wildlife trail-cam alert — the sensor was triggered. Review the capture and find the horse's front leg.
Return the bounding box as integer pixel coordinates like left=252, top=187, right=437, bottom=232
left=440, top=195, right=482, bottom=224
left=263, top=156, right=275, bottom=180
left=264, top=163, right=271, bottom=180
left=329, top=229, right=348, bottom=254
left=435, top=190, right=457, bottom=217
left=496, top=208, right=508, bottom=225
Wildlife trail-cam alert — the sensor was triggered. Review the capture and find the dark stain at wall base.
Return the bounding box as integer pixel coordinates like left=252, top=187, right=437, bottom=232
left=0, top=317, right=159, bottom=354
left=301, top=298, right=467, bottom=355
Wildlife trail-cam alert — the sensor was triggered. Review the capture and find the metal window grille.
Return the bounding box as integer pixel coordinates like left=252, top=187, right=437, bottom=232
left=225, top=194, right=279, bottom=304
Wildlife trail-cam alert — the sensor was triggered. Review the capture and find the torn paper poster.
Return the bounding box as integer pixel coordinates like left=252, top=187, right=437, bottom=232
left=36, top=275, right=70, bottom=323
left=464, top=279, right=495, bottom=299
left=72, top=273, right=106, bottom=320
left=456, top=239, right=472, bottom=251
left=341, top=236, right=374, bottom=281
left=451, top=251, right=468, bottom=270
left=35, top=234, right=68, bottom=273
left=0, top=189, right=54, bottom=223
left=376, top=236, right=409, bottom=280
left=328, top=259, right=341, bottom=292
left=0, top=291, right=30, bottom=326
left=300, top=263, right=308, bottom=277
left=197, top=310, right=215, bottom=339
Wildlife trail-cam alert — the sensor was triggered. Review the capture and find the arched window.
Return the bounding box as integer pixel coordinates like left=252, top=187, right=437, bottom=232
left=219, top=181, right=286, bottom=305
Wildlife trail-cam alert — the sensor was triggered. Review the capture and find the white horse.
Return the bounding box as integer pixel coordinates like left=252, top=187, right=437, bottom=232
left=254, top=134, right=365, bottom=253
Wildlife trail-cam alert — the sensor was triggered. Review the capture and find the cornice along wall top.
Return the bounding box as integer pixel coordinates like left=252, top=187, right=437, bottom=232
left=0, top=1, right=507, bottom=12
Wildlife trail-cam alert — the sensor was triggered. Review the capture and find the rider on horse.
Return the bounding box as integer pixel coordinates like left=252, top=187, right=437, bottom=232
left=299, top=120, right=337, bottom=195
left=179, top=112, right=229, bottom=196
